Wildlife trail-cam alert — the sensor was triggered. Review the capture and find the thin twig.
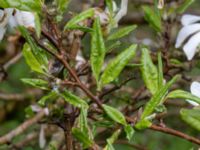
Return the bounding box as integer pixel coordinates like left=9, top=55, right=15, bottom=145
left=0, top=109, right=47, bottom=145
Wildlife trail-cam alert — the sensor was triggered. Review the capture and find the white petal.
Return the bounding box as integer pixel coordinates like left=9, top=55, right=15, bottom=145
left=183, top=32, right=200, bottom=60
left=114, top=0, right=128, bottom=24
left=14, top=10, right=35, bottom=28
left=188, top=81, right=200, bottom=106
left=39, top=125, right=46, bottom=149
left=175, top=24, right=200, bottom=48
left=181, top=14, right=200, bottom=26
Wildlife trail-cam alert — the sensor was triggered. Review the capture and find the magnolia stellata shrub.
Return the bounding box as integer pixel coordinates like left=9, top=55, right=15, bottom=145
left=0, top=0, right=200, bottom=149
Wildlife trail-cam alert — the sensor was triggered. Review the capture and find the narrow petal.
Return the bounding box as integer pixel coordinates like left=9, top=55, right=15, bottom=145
left=181, top=14, right=200, bottom=26
left=183, top=32, right=200, bottom=60
left=188, top=81, right=200, bottom=106
left=114, top=0, right=128, bottom=24
left=175, top=23, right=200, bottom=48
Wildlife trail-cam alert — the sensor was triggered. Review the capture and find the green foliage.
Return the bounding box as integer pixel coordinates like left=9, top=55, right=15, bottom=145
left=107, top=25, right=137, bottom=41
left=38, top=91, right=58, bottom=106
left=177, top=0, right=195, bottom=13
left=103, top=104, right=127, bottom=126
left=22, top=43, right=46, bottom=74
left=167, top=90, right=200, bottom=105
left=60, top=90, right=88, bottom=108
left=142, top=6, right=162, bottom=32
left=21, top=78, right=49, bottom=90
left=72, top=128, right=94, bottom=149
left=124, top=125, right=135, bottom=141
left=0, top=0, right=42, bottom=13
left=180, top=109, right=200, bottom=131
left=140, top=48, right=158, bottom=95
left=104, top=129, right=121, bottom=150
left=64, top=8, right=95, bottom=29
left=100, top=44, right=137, bottom=88
left=90, top=17, right=106, bottom=82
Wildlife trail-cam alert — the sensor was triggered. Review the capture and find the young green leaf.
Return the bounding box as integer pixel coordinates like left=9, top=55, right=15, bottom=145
left=107, top=25, right=137, bottom=41
left=22, top=43, right=46, bottom=74
left=180, top=109, right=200, bottom=131
left=72, top=128, right=94, bottom=149
left=103, top=104, right=127, bottom=125
left=105, top=0, right=113, bottom=16
left=100, top=44, right=137, bottom=88
left=177, top=0, right=195, bottom=14
left=141, top=75, right=179, bottom=120
left=124, top=125, right=135, bottom=141
left=21, top=78, right=49, bottom=90
left=135, top=119, right=152, bottom=130
left=64, top=8, right=95, bottom=29
left=38, top=91, right=58, bottom=106
left=167, top=90, right=200, bottom=105
left=157, top=51, right=164, bottom=89
left=90, top=17, right=106, bottom=82
left=56, top=0, right=70, bottom=15
left=104, top=129, right=121, bottom=150
left=142, top=6, right=161, bottom=32
left=20, top=27, right=49, bottom=73
left=60, top=90, right=88, bottom=108
left=34, top=13, right=41, bottom=38
left=140, top=48, right=158, bottom=95
left=0, top=0, right=42, bottom=13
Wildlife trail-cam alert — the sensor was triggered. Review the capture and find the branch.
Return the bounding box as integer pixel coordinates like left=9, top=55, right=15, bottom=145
left=150, top=124, right=200, bottom=145
left=0, top=109, right=47, bottom=145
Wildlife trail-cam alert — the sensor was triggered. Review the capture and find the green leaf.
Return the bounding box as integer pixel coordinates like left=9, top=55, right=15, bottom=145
left=124, top=125, right=135, bottom=141
left=64, top=8, right=95, bottom=29
left=0, top=0, right=42, bottom=13
left=90, top=17, right=106, bottom=82
left=67, top=25, right=93, bottom=32
left=135, top=119, right=152, bottom=130
left=140, top=48, right=158, bottom=95
left=56, top=0, right=70, bottom=15
left=107, top=25, right=137, bottom=41
left=177, top=0, right=195, bottom=13
left=167, top=90, right=200, bottom=105
left=22, top=43, right=46, bottom=74
left=72, top=128, right=94, bottom=149
left=105, top=0, right=113, bottom=16
left=104, top=129, right=121, bottom=150
left=100, top=44, right=137, bottom=88
left=103, top=104, right=127, bottom=125
left=158, top=51, right=164, bottom=89
left=21, top=78, right=49, bottom=90
left=141, top=75, right=179, bottom=120
left=38, top=91, right=58, bottom=106
left=180, top=109, right=200, bottom=131
left=20, top=27, right=49, bottom=73
left=143, top=6, right=161, bottom=32
left=34, top=13, right=41, bottom=38
left=60, top=90, right=88, bottom=108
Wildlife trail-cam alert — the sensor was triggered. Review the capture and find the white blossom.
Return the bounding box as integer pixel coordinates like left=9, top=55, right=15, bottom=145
left=175, top=14, right=200, bottom=60
left=187, top=81, right=200, bottom=106
left=0, top=8, right=35, bottom=41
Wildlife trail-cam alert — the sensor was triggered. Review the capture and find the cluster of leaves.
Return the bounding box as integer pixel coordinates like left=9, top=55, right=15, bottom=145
left=0, top=0, right=200, bottom=149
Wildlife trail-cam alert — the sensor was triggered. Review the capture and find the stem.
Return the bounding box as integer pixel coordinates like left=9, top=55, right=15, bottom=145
left=65, top=117, right=73, bottom=150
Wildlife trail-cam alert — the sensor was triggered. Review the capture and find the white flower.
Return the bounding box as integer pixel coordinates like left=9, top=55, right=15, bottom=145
left=175, top=14, right=200, bottom=60
left=187, top=81, right=200, bottom=106
left=0, top=8, right=35, bottom=41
